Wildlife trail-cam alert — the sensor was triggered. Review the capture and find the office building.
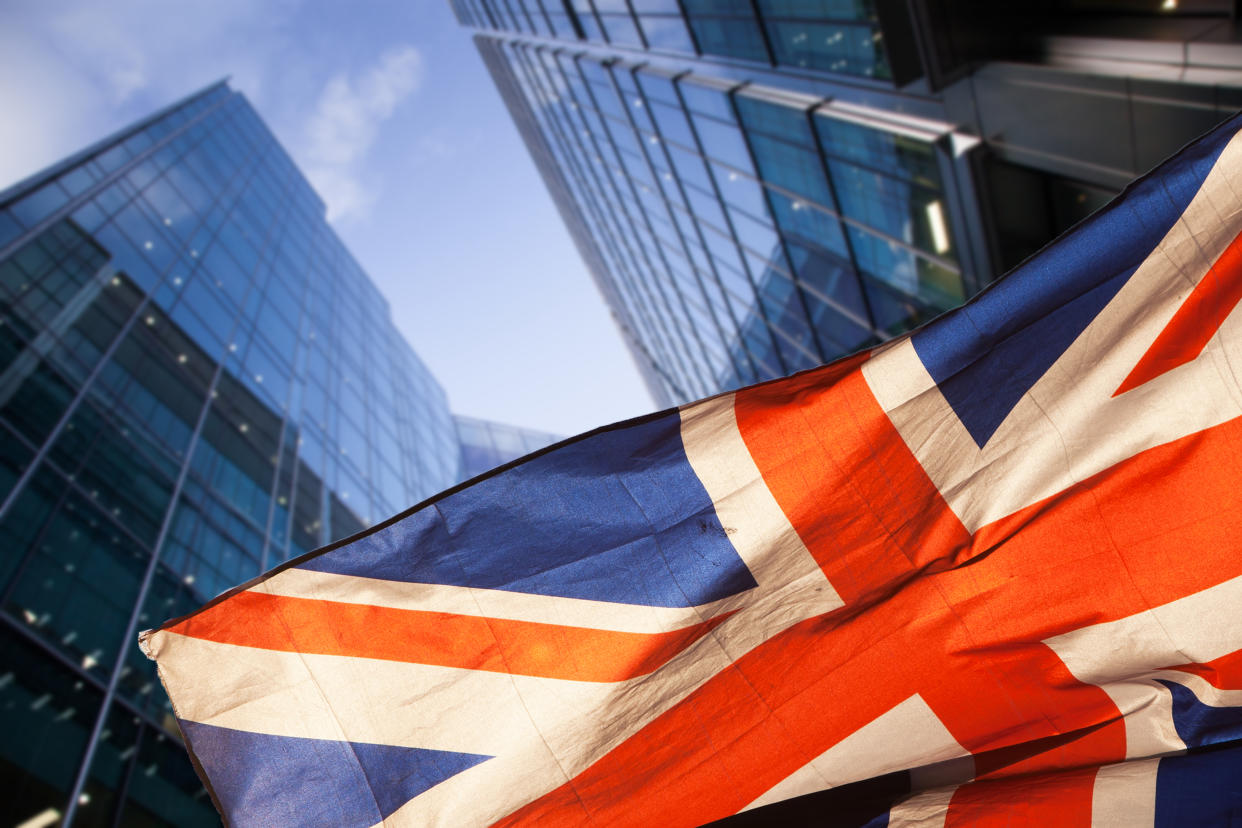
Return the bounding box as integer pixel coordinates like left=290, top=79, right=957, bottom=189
left=455, top=0, right=1242, bottom=406
left=455, top=414, right=562, bottom=479
left=0, top=82, right=464, bottom=826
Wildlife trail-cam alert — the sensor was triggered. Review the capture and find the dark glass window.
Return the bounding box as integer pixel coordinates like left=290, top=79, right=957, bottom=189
left=685, top=15, right=771, bottom=63
left=743, top=131, right=834, bottom=208
left=847, top=225, right=964, bottom=309
left=10, top=182, right=71, bottom=229
left=814, top=114, right=943, bottom=187
left=764, top=21, right=889, bottom=78
left=117, top=724, right=220, bottom=827
left=829, top=160, right=955, bottom=261
left=3, top=470, right=150, bottom=680
left=0, top=625, right=103, bottom=826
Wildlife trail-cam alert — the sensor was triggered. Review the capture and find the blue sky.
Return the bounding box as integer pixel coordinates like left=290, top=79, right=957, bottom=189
left=0, top=0, right=654, bottom=437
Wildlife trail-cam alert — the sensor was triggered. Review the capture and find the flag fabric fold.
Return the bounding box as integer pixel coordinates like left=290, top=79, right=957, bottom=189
left=142, top=112, right=1242, bottom=826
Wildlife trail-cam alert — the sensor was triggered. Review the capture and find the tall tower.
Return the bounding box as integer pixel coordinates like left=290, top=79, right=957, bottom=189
left=0, top=82, right=464, bottom=826
left=457, top=0, right=1242, bottom=406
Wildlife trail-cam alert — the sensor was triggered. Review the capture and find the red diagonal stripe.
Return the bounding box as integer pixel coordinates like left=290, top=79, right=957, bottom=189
left=1115, top=228, right=1242, bottom=396
left=944, top=765, right=1099, bottom=826
left=168, top=591, right=733, bottom=683
left=733, top=363, right=972, bottom=605
left=1165, top=649, right=1242, bottom=690
left=495, top=372, right=1242, bottom=826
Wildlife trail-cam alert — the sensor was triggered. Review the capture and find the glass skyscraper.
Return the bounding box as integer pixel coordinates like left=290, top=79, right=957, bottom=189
left=456, top=0, right=1242, bottom=406
left=0, top=82, right=464, bottom=826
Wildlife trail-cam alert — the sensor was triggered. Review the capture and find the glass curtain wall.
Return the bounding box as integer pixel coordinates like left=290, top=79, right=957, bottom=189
left=450, top=0, right=894, bottom=80
left=455, top=415, right=563, bottom=479
left=478, top=37, right=969, bottom=403
left=0, top=82, right=462, bottom=826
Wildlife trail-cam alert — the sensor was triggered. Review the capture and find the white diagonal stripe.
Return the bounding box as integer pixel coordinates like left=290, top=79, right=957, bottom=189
left=148, top=393, right=859, bottom=826
left=1045, top=573, right=1242, bottom=682
left=743, top=694, right=971, bottom=811
left=1045, top=573, right=1242, bottom=758
left=1091, top=757, right=1159, bottom=828
left=149, top=632, right=548, bottom=755
left=864, top=127, right=1242, bottom=533
left=678, top=392, right=843, bottom=617
left=258, top=567, right=731, bottom=634
left=1153, top=670, right=1242, bottom=708
left=888, top=786, right=956, bottom=828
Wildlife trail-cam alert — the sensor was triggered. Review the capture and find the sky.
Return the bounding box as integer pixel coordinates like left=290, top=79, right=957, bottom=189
left=0, top=0, right=654, bottom=437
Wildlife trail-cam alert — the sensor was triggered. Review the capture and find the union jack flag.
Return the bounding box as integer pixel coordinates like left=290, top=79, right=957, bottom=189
left=142, top=112, right=1242, bottom=826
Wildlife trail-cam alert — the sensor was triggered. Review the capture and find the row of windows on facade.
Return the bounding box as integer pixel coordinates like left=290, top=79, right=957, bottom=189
left=1, top=617, right=218, bottom=827
left=0, top=85, right=472, bottom=826
left=498, top=41, right=959, bottom=401
left=0, top=222, right=454, bottom=721
left=452, top=0, right=893, bottom=80
left=0, top=231, right=451, bottom=547
left=0, top=90, right=461, bottom=515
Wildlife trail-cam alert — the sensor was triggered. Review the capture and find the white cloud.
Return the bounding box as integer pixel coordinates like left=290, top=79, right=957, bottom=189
left=0, top=0, right=418, bottom=222
left=412, top=129, right=461, bottom=164
left=0, top=26, right=104, bottom=190
left=49, top=5, right=149, bottom=102
left=0, top=0, right=312, bottom=189
left=302, top=45, right=423, bottom=221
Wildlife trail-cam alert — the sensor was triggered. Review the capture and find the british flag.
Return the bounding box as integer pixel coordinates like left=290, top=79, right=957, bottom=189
left=142, top=112, right=1242, bottom=827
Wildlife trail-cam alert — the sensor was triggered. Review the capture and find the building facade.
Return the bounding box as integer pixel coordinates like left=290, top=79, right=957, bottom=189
left=0, top=83, right=464, bottom=826
left=455, top=414, right=563, bottom=479
left=456, top=0, right=1242, bottom=406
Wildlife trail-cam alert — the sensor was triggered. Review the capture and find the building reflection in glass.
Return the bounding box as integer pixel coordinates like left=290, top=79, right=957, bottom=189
left=0, top=82, right=463, bottom=826
left=477, top=40, right=973, bottom=404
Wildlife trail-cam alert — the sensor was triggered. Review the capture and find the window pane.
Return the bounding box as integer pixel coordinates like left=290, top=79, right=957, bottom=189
left=639, top=14, right=696, bottom=52
left=686, top=15, right=770, bottom=62
left=0, top=625, right=103, bottom=826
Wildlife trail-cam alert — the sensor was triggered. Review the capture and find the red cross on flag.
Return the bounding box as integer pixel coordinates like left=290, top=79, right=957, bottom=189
left=142, top=113, right=1242, bottom=826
